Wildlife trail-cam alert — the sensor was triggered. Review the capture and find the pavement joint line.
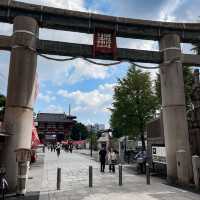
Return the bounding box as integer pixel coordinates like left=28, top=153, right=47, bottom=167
left=145, top=191, right=176, bottom=195
left=171, top=187, right=188, bottom=193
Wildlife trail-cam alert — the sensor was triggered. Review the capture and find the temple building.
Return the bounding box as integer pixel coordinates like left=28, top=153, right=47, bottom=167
left=35, top=112, right=76, bottom=144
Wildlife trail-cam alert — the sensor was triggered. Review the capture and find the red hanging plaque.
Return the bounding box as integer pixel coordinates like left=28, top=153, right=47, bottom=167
left=93, top=28, right=117, bottom=58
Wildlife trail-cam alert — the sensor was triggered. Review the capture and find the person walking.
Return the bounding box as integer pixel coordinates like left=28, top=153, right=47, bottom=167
left=135, top=150, right=147, bottom=173
left=0, top=168, right=8, bottom=200
left=99, top=147, right=107, bottom=173
left=53, top=144, right=56, bottom=152
left=108, top=149, right=112, bottom=172
left=108, top=148, right=117, bottom=173
left=69, top=144, right=73, bottom=153
left=56, top=144, right=61, bottom=157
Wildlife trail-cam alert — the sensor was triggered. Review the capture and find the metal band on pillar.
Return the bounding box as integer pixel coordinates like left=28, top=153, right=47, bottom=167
left=12, top=29, right=38, bottom=54
left=161, top=46, right=182, bottom=65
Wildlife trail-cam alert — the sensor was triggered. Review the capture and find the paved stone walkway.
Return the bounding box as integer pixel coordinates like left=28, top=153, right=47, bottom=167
left=24, top=150, right=200, bottom=200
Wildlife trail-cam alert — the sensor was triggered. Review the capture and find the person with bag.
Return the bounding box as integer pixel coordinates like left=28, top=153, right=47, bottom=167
left=108, top=148, right=117, bottom=173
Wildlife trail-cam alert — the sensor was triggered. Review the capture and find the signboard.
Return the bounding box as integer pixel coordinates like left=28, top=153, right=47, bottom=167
left=137, top=141, right=142, bottom=147
left=152, top=146, right=166, bottom=164
left=93, top=29, right=117, bottom=58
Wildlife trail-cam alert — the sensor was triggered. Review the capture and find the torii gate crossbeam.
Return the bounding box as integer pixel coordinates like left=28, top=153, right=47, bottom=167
left=1, top=35, right=200, bottom=66
left=0, top=0, right=200, bottom=43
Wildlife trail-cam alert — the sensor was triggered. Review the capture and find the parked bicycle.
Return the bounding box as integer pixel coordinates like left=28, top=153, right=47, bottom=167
left=0, top=168, right=8, bottom=200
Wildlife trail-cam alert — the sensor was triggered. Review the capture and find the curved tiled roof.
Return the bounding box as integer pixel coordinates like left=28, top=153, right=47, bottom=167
left=36, top=113, right=76, bottom=123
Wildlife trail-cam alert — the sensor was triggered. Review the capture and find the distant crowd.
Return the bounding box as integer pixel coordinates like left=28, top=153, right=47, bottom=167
left=47, top=142, right=74, bottom=157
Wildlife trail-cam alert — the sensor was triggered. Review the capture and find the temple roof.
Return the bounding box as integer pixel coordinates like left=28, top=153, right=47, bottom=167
left=36, top=113, right=76, bottom=123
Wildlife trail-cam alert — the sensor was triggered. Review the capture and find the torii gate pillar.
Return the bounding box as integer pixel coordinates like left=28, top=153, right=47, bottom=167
left=2, top=16, right=38, bottom=192
left=159, top=34, right=192, bottom=184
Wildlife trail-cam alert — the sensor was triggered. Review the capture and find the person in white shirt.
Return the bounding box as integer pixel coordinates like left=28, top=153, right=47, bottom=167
left=108, top=148, right=117, bottom=173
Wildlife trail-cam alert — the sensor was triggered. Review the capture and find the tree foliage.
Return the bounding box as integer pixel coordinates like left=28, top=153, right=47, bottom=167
left=155, top=66, right=193, bottom=110
left=71, top=122, right=89, bottom=140
left=110, top=66, right=159, bottom=149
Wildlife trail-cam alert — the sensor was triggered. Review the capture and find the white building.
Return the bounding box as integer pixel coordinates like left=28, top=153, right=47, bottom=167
left=87, top=123, right=105, bottom=133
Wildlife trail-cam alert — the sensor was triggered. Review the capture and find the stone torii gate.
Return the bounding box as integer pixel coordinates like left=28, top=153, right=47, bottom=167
left=0, top=0, right=200, bottom=192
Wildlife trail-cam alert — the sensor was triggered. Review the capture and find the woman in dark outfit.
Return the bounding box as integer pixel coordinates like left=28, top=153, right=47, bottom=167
left=99, top=147, right=107, bottom=172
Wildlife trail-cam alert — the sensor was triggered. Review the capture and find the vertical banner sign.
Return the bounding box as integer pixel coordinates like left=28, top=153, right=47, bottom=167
left=32, top=121, right=41, bottom=148
left=32, top=72, right=40, bottom=148
left=93, top=29, right=117, bottom=58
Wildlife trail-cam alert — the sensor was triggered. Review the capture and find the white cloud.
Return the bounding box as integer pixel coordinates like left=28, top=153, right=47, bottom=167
left=159, top=0, right=184, bottom=22
left=58, top=83, right=115, bottom=108
left=0, top=23, right=12, bottom=36
left=37, top=57, right=110, bottom=85
left=44, top=104, right=64, bottom=113
left=16, top=0, right=86, bottom=11
left=38, top=93, right=56, bottom=103
left=0, top=52, right=10, bottom=95
left=57, top=83, right=116, bottom=125
left=66, top=59, right=109, bottom=84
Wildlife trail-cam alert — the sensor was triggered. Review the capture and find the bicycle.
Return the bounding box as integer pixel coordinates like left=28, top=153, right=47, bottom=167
left=0, top=168, right=8, bottom=200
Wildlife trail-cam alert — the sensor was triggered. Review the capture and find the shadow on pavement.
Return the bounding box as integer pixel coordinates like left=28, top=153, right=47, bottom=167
left=5, top=191, right=40, bottom=200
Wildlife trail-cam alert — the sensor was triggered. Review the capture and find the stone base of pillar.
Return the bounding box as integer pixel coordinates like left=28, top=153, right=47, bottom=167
left=16, top=161, right=30, bottom=195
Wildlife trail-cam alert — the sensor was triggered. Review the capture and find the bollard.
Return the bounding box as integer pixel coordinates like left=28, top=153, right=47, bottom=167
left=192, top=155, right=200, bottom=189
left=146, top=162, right=150, bottom=185
left=89, top=166, right=93, bottom=187
left=119, top=164, right=123, bottom=186
left=57, top=168, right=61, bottom=190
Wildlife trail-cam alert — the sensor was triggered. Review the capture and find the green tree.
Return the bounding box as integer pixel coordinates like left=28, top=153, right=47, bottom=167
left=71, top=122, right=89, bottom=140
left=155, top=66, right=193, bottom=110
left=110, top=66, right=158, bottom=150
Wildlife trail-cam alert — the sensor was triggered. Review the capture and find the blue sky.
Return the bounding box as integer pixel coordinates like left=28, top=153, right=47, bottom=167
left=0, top=0, right=199, bottom=127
